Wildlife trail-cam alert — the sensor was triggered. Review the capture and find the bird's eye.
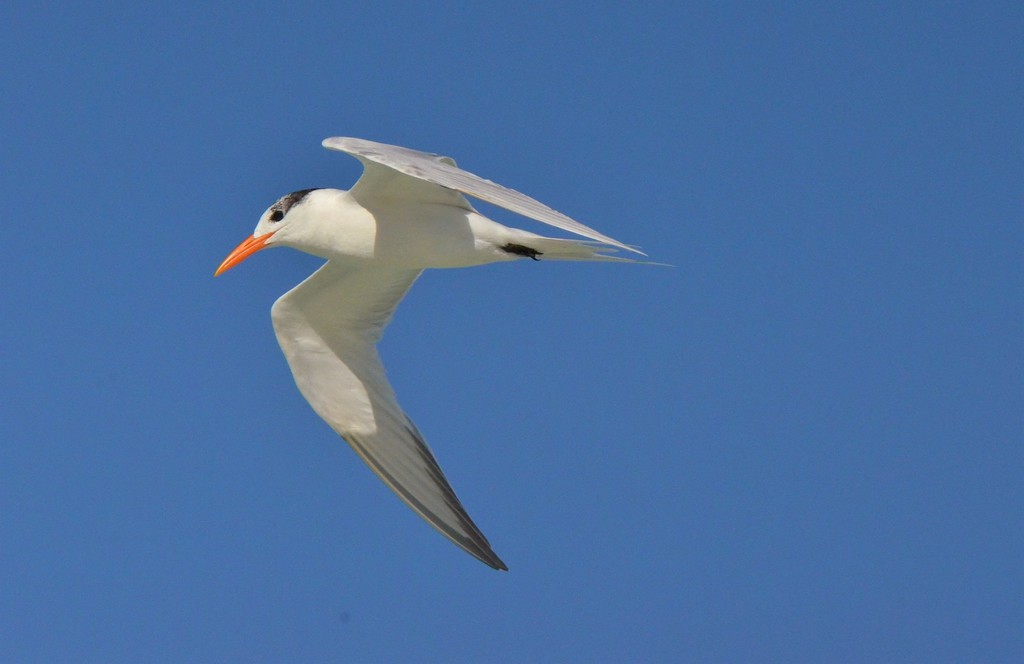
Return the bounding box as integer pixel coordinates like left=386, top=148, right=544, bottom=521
left=269, top=210, right=284, bottom=222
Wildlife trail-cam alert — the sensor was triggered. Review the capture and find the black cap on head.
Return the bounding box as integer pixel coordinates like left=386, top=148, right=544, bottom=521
left=269, top=188, right=321, bottom=221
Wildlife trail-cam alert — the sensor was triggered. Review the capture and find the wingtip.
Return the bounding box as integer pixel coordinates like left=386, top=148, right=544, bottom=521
left=458, top=530, right=508, bottom=571
left=485, top=558, right=509, bottom=571
left=482, top=550, right=509, bottom=571
left=322, top=136, right=358, bottom=151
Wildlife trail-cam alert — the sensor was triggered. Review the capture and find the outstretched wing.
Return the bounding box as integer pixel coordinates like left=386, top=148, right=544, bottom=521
left=271, top=261, right=507, bottom=570
left=323, top=136, right=641, bottom=254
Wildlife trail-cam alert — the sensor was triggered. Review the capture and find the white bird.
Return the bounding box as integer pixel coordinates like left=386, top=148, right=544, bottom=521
left=215, top=137, right=644, bottom=570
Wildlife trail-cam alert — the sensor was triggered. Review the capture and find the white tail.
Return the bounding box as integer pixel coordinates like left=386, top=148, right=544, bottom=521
left=510, top=236, right=647, bottom=263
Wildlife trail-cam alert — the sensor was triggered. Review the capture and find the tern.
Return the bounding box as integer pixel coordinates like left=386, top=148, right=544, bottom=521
left=215, top=137, right=644, bottom=570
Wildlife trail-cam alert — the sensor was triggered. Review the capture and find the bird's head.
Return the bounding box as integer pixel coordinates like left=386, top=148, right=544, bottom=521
left=214, top=188, right=322, bottom=276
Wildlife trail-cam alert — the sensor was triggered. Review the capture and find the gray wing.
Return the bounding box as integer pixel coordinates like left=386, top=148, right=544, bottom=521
left=271, top=261, right=507, bottom=570
left=322, top=136, right=641, bottom=254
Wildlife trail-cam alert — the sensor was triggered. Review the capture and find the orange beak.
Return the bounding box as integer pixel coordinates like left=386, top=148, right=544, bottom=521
left=214, top=232, right=275, bottom=276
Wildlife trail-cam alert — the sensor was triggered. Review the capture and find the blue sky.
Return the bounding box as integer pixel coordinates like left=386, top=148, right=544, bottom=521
left=2, top=2, right=1020, bottom=661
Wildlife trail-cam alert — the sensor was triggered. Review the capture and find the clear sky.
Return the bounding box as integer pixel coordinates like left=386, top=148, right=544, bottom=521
left=2, top=2, right=1020, bottom=662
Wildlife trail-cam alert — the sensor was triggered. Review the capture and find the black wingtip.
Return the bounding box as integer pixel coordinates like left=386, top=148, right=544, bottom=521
left=484, top=552, right=509, bottom=572
left=460, top=533, right=508, bottom=571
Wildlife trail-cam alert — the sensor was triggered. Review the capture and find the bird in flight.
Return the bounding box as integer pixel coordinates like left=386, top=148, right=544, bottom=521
left=215, top=137, right=644, bottom=570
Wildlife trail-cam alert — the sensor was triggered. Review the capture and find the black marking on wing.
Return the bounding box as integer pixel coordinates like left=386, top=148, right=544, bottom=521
left=500, top=243, right=543, bottom=260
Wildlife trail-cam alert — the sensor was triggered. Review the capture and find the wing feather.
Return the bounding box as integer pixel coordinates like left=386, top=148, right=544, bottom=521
left=271, top=261, right=507, bottom=570
left=323, top=136, right=642, bottom=254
